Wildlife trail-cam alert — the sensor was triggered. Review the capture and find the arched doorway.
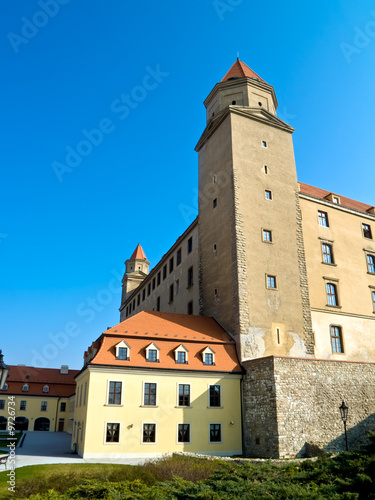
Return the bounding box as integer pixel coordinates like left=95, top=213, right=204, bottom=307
left=34, top=417, right=50, bottom=431
left=0, top=416, right=6, bottom=430
left=15, top=417, right=29, bottom=431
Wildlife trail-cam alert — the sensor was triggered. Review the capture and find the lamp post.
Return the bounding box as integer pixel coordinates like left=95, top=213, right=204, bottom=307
left=339, top=400, right=349, bottom=451
left=0, top=350, right=10, bottom=390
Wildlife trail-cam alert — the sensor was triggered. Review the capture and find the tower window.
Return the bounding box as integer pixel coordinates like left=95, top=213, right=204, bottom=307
left=362, top=223, right=372, bottom=239
left=157, top=272, right=161, bottom=286
left=169, top=257, right=174, bottom=273
left=213, top=243, right=217, bottom=256
left=318, top=211, right=329, bottom=227
left=265, top=190, right=272, bottom=200
left=137, top=295, right=140, bottom=306
left=258, top=102, right=262, bottom=106
left=187, top=266, right=193, bottom=287
left=152, top=277, right=156, bottom=290
left=262, top=230, right=272, bottom=243
left=187, top=237, right=193, bottom=254
left=330, top=325, right=343, bottom=353
left=187, top=301, right=193, bottom=315
left=213, top=174, right=217, bottom=184
left=163, top=265, right=167, bottom=280
left=156, top=296, right=160, bottom=311
left=213, top=198, right=217, bottom=208
left=322, top=243, right=334, bottom=264
left=142, top=289, right=145, bottom=301
left=147, top=284, right=151, bottom=296
left=169, top=284, right=174, bottom=303
left=232, top=100, right=236, bottom=105
left=262, top=141, right=267, bottom=148
left=264, top=165, right=268, bottom=174
left=367, top=254, right=375, bottom=274
left=266, top=275, right=277, bottom=289
left=176, top=248, right=182, bottom=266
left=326, top=283, right=338, bottom=306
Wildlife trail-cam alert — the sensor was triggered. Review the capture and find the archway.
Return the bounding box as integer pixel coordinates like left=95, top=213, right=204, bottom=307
left=0, top=416, right=6, bottom=430
left=34, top=417, right=50, bottom=431
left=15, top=417, right=29, bottom=431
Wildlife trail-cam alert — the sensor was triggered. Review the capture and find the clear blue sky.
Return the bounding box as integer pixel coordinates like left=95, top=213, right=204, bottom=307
left=1, top=0, right=375, bottom=369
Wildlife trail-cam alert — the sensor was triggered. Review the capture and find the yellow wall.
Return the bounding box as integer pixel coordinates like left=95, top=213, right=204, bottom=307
left=300, top=196, right=375, bottom=361
left=74, top=367, right=242, bottom=458
left=0, top=395, right=73, bottom=432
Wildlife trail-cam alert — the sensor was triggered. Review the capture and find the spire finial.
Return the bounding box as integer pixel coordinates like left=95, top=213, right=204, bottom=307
left=237, top=51, right=240, bottom=61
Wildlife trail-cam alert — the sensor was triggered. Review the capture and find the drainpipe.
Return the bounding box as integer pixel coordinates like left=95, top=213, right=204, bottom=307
left=54, top=397, right=62, bottom=432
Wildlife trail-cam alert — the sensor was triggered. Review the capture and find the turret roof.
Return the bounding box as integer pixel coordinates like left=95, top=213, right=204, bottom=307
left=130, top=243, right=147, bottom=260
left=221, top=59, right=266, bottom=83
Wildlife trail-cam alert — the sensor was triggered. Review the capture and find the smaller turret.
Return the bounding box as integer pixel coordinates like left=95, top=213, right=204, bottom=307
left=120, top=244, right=150, bottom=316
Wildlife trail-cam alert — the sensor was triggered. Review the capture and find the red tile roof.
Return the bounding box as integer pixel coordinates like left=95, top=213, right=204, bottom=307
left=222, top=59, right=266, bottom=84
left=299, top=183, right=373, bottom=214
left=130, top=244, right=147, bottom=260
left=0, top=365, right=79, bottom=397
left=90, top=311, right=242, bottom=373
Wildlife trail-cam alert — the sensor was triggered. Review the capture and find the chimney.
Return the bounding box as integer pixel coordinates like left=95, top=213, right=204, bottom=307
left=60, top=365, right=69, bottom=375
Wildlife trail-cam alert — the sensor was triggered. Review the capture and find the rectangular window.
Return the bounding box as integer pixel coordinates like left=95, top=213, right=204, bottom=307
left=175, top=279, right=179, bottom=295
left=262, top=140, right=267, bottom=148
left=178, top=423, right=190, bottom=443
left=326, top=283, right=338, bottom=306
left=204, top=353, right=214, bottom=365
left=137, top=294, right=140, bottom=306
left=177, top=351, right=187, bottom=364
left=209, top=385, right=221, bottom=407
left=209, top=423, right=222, bottom=442
left=265, top=190, right=272, bottom=200
left=142, top=289, right=146, bottom=301
left=147, top=283, right=151, bottom=296
left=0, top=400, right=5, bottom=410
left=266, top=275, right=277, bottom=289
left=144, top=383, right=157, bottom=406
left=147, top=349, right=157, bottom=362
left=169, top=284, right=174, bottom=303
left=163, top=265, right=167, bottom=280
left=157, top=271, right=161, bottom=286
left=372, top=290, right=375, bottom=311
left=60, top=402, right=66, bottom=412
left=152, top=277, right=156, bottom=290
left=108, top=381, right=122, bottom=405
left=262, top=230, right=272, bottom=242
left=20, top=400, right=26, bottom=411
left=322, top=243, right=334, bottom=264
left=213, top=198, right=217, bottom=208
left=187, top=266, right=193, bottom=287
left=187, top=237, right=193, bottom=254
left=187, top=301, right=193, bottom=315
left=118, top=347, right=128, bottom=360
left=41, top=401, right=47, bottom=411
left=178, top=384, right=190, bottom=406
left=330, top=326, right=343, bottom=353
left=84, top=382, right=87, bottom=405
left=106, top=423, right=120, bottom=443
left=367, top=254, right=375, bottom=274
left=318, top=211, right=329, bottom=227
left=169, top=257, right=174, bottom=273
left=362, top=223, right=372, bottom=239
left=143, top=423, right=156, bottom=443
left=176, top=248, right=182, bottom=266
left=156, top=296, right=160, bottom=311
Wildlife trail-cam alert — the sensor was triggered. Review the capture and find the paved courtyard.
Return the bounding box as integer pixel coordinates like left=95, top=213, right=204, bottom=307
left=2, top=432, right=147, bottom=469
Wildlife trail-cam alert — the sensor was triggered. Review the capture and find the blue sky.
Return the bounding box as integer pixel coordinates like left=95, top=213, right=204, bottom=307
left=1, top=0, right=375, bottom=369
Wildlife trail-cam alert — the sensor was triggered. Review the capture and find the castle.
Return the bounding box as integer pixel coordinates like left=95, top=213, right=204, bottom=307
left=3, top=59, right=373, bottom=459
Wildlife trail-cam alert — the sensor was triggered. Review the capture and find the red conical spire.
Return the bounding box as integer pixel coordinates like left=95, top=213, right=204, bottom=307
left=221, top=59, right=265, bottom=83
left=130, top=243, right=147, bottom=260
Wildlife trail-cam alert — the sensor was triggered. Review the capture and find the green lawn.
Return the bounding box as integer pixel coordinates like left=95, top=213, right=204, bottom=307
left=0, top=446, right=374, bottom=499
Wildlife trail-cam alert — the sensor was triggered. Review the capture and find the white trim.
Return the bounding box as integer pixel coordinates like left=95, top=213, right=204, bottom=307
left=176, top=382, right=191, bottom=407
left=104, top=421, right=121, bottom=445
left=145, top=343, right=160, bottom=362
left=106, top=379, right=123, bottom=406
left=115, top=340, right=131, bottom=360
left=208, top=383, right=221, bottom=408
left=141, top=421, right=157, bottom=445
left=142, top=381, right=158, bottom=407
left=208, top=422, right=223, bottom=444
left=176, top=422, right=192, bottom=445
left=175, top=344, right=189, bottom=363
left=202, top=346, right=216, bottom=365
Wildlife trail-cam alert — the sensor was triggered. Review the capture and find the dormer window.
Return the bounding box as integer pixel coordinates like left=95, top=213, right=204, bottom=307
left=202, top=346, right=216, bottom=365
left=115, top=340, right=131, bottom=361
left=22, top=384, right=29, bottom=392
left=43, top=385, right=49, bottom=393
left=175, top=345, right=188, bottom=364
left=146, top=343, right=160, bottom=363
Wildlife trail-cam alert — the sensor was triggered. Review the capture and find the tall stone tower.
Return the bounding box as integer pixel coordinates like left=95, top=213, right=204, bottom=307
left=120, top=244, right=150, bottom=321
left=196, top=59, right=314, bottom=361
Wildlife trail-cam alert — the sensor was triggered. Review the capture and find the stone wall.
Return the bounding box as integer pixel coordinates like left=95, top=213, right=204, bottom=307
left=243, top=356, right=375, bottom=458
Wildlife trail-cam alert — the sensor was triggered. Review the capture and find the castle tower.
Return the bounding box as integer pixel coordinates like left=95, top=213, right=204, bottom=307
left=196, top=59, right=314, bottom=361
left=120, top=244, right=150, bottom=321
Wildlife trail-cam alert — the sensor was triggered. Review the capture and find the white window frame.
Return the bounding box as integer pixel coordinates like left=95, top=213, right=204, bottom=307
left=104, top=421, right=121, bottom=445
left=175, top=344, right=188, bottom=364
left=208, top=383, right=222, bottom=408
left=202, top=346, right=216, bottom=365
left=106, top=380, right=123, bottom=406
left=176, top=382, right=191, bottom=407
left=115, top=340, right=131, bottom=360
left=141, top=422, right=157, bottom=445
left=142, top=381, right=158, bottom=407
left=176, top=422, right=192, bottom=444
left=145, top=343, right=160, bottom=362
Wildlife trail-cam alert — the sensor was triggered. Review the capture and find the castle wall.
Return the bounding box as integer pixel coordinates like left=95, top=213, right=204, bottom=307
left=243, top=356, right=375, bottom=458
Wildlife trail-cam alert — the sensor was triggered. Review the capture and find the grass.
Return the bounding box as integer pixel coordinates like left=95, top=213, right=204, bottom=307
left=0, top=446, right=374, bottom=499
left=0, top=432, right=23, bottom=448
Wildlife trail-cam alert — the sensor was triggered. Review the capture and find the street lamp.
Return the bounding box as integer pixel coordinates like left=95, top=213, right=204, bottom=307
left=0, top=350, right=10, bottom=390
left=339, top=400, right=349, bottom=451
